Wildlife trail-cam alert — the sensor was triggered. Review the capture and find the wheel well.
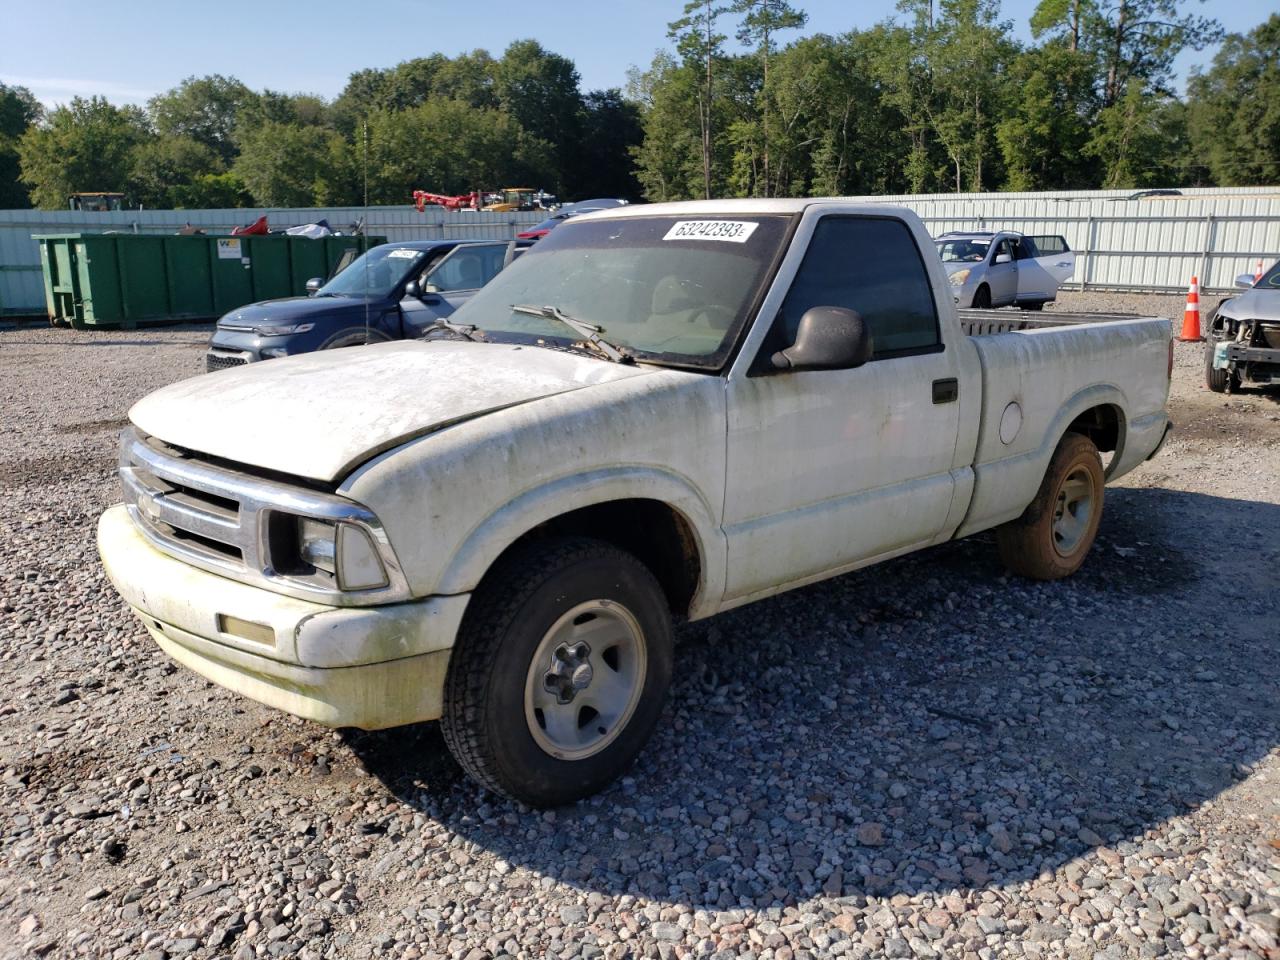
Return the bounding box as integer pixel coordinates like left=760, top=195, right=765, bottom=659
left=1066, top=404, right=1120, bottom=453
left=493, top=499, right=702, bottom=617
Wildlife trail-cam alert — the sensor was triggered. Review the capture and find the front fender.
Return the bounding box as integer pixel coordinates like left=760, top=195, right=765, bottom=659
left=433, top=465, right=727, bottom=619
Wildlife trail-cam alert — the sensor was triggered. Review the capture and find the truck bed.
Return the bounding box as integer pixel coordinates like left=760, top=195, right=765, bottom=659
left=957, top=308, right=1144, bottom=336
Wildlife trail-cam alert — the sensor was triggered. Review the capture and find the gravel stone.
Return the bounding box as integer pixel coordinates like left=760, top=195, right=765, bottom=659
left=0, top=297, right=1277, bottom=958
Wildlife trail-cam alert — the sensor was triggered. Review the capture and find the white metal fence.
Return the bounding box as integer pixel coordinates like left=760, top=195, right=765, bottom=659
left=2, top=190, right=1279, bottom=314
left=0, top=205, right=545, bottom=315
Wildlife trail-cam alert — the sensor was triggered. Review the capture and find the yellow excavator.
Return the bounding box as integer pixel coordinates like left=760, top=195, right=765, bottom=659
left=482, top=188, right=543, bottom=212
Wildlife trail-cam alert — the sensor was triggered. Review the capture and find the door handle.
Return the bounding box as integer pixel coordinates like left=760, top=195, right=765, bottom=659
left=932, top=378, right=958, bottom=404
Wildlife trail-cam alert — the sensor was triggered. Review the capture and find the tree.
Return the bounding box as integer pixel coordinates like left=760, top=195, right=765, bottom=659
left=494, top=40, right=585, bottom=193
left=1187, top=14, right=1280, bottom=185
left=730, top=0, right=808, bottom=195
left=572, top=90, right=644, bottom=199
left=233, top=121, right=345, bottom=207
left=0, top=83, right=41, bottom=207
left=362, top=99, right=553, bottom=204
left=1084, top=79, right=1181, bottom=186
left=130, top=135, right=223, bottom=207
left=668, top=1, right=732, bottom=198
left=996, top=45, right=1097, bottom=189
left=148, top=75, right=258, bottom=164
left=19, top=97, right=152, bottom=209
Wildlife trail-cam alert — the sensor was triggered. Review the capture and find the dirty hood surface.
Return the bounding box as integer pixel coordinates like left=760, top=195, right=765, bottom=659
left=1221, top=287, right=1280, bottom=323
left=130, top=340, right=655, bottom=482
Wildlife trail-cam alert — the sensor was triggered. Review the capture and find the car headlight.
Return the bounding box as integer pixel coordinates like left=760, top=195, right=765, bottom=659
left=289, top=516, right=389, bottom=592
left=949, top=269, right=971, bottom=286
left=256, top=322, right=315, bottom=336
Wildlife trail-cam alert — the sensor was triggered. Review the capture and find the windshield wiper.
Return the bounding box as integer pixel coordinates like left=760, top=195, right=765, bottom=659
left=511, top=304, right=632, bottom=363
left=422, top=317, right=484, bottom=342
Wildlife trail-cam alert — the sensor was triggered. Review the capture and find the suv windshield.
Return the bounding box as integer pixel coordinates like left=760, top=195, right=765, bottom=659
left=935, top=238, right=990, bottom=263
left=450, top=214, right=793, bottom=368
left=1259, top=261, right=1280, bottom=289
left=318, top=245, right=430, bottom=298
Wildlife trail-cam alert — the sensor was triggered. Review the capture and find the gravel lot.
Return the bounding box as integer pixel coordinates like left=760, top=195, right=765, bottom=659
left=1, top=295, right=1278, bottom=960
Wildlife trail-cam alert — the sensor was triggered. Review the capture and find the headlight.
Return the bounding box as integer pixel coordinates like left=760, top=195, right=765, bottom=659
left=288, top=515, right=389, bottom=592
left=949, top=269, right=971, bottom=286
left=256, top=322, right=315, bottom=336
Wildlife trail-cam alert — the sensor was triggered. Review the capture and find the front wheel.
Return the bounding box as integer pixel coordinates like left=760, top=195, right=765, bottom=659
left=440, top=537, right=673, bottom=807
left=972, top=285, right=992, bottom=309
left=996, top=433, right=1104, bottom=580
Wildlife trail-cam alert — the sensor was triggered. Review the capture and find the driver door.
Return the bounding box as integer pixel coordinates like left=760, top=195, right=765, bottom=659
left=400, top=242, right=511, bottom=336
left=986, top=238, right=1018, bottom=305
left=721, top=215, right=963, bottom=604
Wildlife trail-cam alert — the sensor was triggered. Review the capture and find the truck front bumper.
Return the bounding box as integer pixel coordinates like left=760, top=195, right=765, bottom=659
left=97, top=504, right=469, bottom=730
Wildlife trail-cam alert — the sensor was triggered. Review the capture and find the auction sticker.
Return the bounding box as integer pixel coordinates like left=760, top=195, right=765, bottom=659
left=387, top=248, right=420, bottom=258
left=663, top=220, right=758, bottom=243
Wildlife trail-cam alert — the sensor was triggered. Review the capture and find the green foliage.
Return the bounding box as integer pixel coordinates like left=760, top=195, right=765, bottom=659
left=233, top=121, right=346, bottom=207
left=148, top=75, right=258, bottom=163
left=0, top=83, right=41, bottom=208
left=130, top=136, right=223, bottom=208
left=19, top=97, right=151, bottom=209
left=1187, top=14, right=1280, bottom=185
left=996, top=45, right=1097, bottom=190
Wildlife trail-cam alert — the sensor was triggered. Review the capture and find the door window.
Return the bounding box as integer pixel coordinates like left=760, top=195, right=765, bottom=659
left=426, top=244, right=507, bottom=293
left=761, top=216, right=941, bottom=362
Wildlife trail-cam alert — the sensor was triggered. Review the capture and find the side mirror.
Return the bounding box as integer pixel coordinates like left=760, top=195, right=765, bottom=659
left=771, top=307, right=872, bottom=372
left=994, top=253, right=1011, bottom=264
left=1236, top=273, right=1257, bottom=289
left=305, top=277, right=324, bottom=295
left=405, top=279, right=423, bottom=299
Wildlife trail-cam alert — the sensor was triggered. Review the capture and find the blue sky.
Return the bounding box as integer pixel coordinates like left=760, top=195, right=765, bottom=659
left=2, top=0, right=1269, bottom=108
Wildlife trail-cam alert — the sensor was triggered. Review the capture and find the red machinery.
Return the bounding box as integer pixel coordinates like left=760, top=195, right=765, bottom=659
left=413, top=190, right=481, bottom=213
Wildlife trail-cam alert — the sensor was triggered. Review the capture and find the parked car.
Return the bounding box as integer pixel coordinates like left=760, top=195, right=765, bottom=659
left=517, top=198, right=630, bottom=241
left=99, top=200, right=1172, bottom=807
left=204, top=239, right=519, bottom=370
left=1205, top=259, right=1280, bottom=392
left=935, top=230, right=1076, bottom=309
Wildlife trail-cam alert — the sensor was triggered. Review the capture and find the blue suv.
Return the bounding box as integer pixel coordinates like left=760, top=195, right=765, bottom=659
left=205, top=239, right=518, bottom=371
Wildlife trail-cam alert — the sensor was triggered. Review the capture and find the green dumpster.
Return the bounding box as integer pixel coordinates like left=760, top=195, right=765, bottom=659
left=35, top=233, right=385, bottom=329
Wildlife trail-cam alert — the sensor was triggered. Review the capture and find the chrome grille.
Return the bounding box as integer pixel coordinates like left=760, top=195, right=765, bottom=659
left=206, top=351, right=250, bottom=372
left=118, top=428, right=408, bottom=606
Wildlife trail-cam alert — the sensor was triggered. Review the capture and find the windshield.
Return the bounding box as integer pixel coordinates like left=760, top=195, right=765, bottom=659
left=450, top=214, right=793, bottom=368
left=935, top=238, right=990, bottom=263
left=1258, top=260, right=1280, bottom=289
left=318, top=245, right=429, bottom=298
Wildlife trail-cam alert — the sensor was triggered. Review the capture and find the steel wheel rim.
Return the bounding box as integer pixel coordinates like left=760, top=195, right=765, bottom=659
left=1052, top=466, right=1094, bottom=557
left=524, top=600, right=647, bottom=761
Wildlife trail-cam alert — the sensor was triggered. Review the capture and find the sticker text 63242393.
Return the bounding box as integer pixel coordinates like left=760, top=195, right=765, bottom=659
left=663, top=221, right=759, bottom=243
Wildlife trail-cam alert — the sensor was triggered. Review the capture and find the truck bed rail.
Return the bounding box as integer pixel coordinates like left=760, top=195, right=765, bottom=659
left=957, top=308, right=1143, bottom=336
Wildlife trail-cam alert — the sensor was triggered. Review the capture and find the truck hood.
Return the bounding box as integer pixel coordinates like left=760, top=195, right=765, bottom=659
left=1220, top=288, right=1280, bottom=322
left=129, top=341, right=655, bottom=482
left=217, top=295, right=386, bottom=329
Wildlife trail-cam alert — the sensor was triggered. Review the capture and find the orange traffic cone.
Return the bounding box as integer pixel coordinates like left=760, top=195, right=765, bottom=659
left=1179, top=275, right=1202, bottom=342
left=1255, top=260, right=1265, bottom=283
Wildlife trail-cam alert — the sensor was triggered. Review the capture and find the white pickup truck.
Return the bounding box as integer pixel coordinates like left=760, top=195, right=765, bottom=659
left=98, top=200, right=1172, bottom=806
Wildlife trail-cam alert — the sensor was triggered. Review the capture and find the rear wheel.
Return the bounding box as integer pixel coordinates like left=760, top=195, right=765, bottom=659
left=1018, top=301, right=1044, bottom=312
left=973, top=285, right=992, bottom=309
left=997, top=433, right=1104, bottom=580
left=440, top=537, right=673, bottom=807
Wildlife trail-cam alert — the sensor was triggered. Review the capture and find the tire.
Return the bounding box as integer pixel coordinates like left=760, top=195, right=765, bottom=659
left=996, top=433, right=1105, bottom=580
left=1205, top=337, right=1230, bottom=393
left=440, top=536, right=673, bottom=807
left=973, top=285, right=992, bottom=309
left=320, top=328, right=390, bottom=350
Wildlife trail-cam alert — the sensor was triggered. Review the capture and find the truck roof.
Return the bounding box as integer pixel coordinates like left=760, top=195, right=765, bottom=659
left=573, top=198, right=914, bottom=220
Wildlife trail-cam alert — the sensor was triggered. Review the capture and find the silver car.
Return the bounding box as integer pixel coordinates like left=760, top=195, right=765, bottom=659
left=935, top=230, right=1076, bottom=310
left=1205, top=260, right=1280, bottom=393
